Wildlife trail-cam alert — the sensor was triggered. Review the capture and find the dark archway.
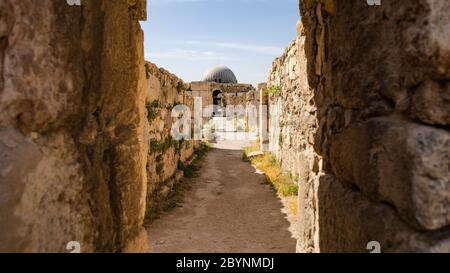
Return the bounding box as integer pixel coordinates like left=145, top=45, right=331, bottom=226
left=212, top=89, right=223, bottom=116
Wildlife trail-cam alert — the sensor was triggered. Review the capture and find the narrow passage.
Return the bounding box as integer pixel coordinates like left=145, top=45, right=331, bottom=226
left=147, top=137, right=297, bottom=253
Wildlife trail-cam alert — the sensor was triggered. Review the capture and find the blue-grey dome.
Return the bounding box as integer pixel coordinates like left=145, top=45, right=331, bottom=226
left=201, top=66, right=238, bottom=84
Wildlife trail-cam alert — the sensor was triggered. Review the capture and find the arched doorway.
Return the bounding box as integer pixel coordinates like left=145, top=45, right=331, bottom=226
left=212, top=89, right=223, bottom=116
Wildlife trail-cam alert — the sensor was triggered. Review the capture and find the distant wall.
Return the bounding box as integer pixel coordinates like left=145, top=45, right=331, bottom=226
left=189, top=82, right=256, bottom=109
left=266, top=23, right=322, bottom=252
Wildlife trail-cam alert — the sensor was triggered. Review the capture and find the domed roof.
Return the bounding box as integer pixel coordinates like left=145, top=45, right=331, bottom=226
left=201, top=66, right=238, bottom=84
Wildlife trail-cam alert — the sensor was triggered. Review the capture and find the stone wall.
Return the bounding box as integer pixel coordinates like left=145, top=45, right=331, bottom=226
left=0, top=0, right=148, bottom=253
left=267, top=24, right=323, bottom=252
left=301, top=0, right=449, bottom=253
left=144, top=62, right=199, bottom=218
left=267, top=0, right=450, bottom=252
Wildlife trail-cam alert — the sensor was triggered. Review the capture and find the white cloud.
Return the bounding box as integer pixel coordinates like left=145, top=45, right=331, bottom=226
left=150, top=0, right=295, bottom=6
left=186, top=40, right=284, bottom=55
left=146, top=48, right=235, bottom=61
left=152, top=0, right=271, bottom=3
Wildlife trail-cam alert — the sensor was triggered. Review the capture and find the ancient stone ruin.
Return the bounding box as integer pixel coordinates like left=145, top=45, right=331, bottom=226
left=264, top=0, right=450, bottom=252
left=0, top=0, right=448, bottom=253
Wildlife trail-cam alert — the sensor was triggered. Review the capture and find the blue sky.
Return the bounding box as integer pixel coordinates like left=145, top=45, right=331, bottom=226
left=140, top=0, right=299, bottom=86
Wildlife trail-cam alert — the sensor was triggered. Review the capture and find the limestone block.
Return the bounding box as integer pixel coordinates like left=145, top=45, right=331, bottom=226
left=0, top=0, right=83, bottom=132
left=411, top=81, right=450, bottom=126
left=301, top=0, right=449, bottom=109
left=317, top=174, right=450, bottom=253
left=330, top=117, right=450, bottom=230
left=403, top=0, right=450, bottom=80
left=0, top=128, right=96, bottom=252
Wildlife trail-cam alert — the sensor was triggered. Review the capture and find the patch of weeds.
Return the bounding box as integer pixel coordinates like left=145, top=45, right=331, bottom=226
left=146, top=100, right=160, bottom=121
left=277, top=173, right=299, bottom=196
left=243, top=140, right=260, bottom=161
left=246, top=152, right=298, bottom=197
left=179, top=143, right=211, bottom=178
left=145, top=176, right=194, bottom=224
left=176, top=81, right=185, bottom=94
left=265, top=85, right=282, bottom=97
left=196, top=142, right=212, bottom=157
left=286, top=196, right=298, bottom=217
left=177, top=160, right=199, bottom=178
left=149, top=136, right=179, bottom=154
left=145, top=181, right=192, bottom=224
left=144, top=142, right=211, bottom=225
left=149, top=139, right=160, bottom=153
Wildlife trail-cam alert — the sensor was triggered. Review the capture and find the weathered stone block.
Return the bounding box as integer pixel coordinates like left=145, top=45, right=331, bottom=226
left=301, top=0, right=450, bottom=109
left=318, top=174, right=450, bottom=253
left=411, top=81, right=450, bottom=126
left=330, top=117, right=450, bottom=230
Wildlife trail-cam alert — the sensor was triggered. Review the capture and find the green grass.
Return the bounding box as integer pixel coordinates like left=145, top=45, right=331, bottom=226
left=146, top=100, right=160, bottom=121
left=178, top=160, right=200, bottom=178
left=265, top=85, right=282, bottom=97
left=242, top=140, right=260, bottom=161
left=176, top=81, right=185, bottom=94
left=243, top=147, right=298, bottom=198
left=145, top=182, right=189, bottom=224
left=243, top=145, right=299, bottom=216
left=149, top=137, right=179, bottom=155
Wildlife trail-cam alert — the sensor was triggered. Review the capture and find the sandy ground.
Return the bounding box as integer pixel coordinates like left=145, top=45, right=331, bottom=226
left=146, top=133, right=297, bottom=253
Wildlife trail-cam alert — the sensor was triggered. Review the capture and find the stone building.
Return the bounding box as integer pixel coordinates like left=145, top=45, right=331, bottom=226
left=188, top=66, right=258, bottom=116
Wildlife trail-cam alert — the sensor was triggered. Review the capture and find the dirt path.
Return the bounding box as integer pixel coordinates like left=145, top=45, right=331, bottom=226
left=146, top=137, right=297, bottom=253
